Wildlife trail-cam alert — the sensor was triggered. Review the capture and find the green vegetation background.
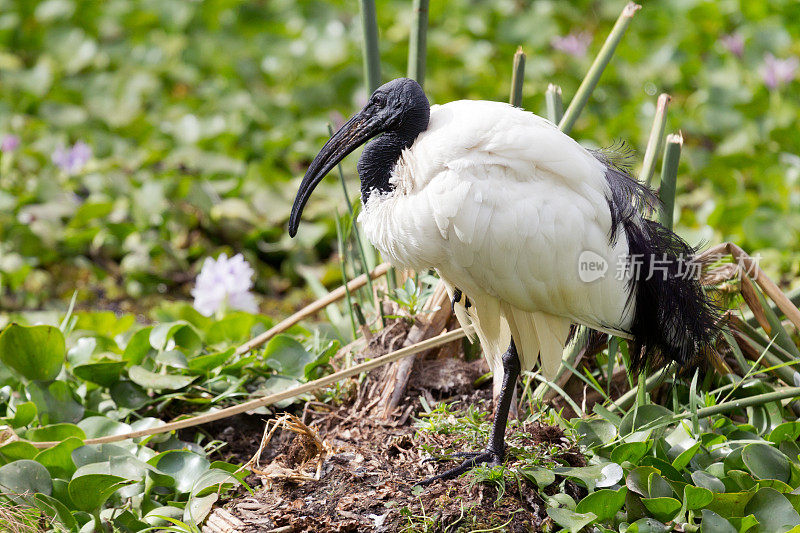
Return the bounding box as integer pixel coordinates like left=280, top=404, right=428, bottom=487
left=1, top=0, right=799, bottom=313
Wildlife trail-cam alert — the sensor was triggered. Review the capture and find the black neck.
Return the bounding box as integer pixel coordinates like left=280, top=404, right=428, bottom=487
left=357, top=130, right=417, bottom=201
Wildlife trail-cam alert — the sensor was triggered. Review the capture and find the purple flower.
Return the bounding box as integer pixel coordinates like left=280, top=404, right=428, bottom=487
left=52, top=140, right=92, bottom=174
left=759, top=53, right=799, bottom=90
left=1, top=134, right=20, bottom=152
left=720, top=32, right=744, bottom=58
left=192, top=253, right=258, bottom=316
left=551, top=32, right=592, bottom=58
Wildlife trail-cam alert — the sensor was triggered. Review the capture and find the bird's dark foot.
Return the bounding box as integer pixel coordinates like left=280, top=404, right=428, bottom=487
left=417, top=448, right=502, bottom=486
left=451, top=288, right=472, bottom=312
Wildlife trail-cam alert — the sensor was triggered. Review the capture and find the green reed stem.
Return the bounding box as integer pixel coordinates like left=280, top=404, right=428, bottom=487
left=335, top=212, right=358, bottom=339
left=559, top=2, right=641, bottom=134
left=408, top=0, right=429, bottom=87
left=658, top=132, right=682, bottom=230
left=546, top=84, right=563, bottom=124
left=509, top=46, right=526, bottom=107
left=360, top=0, right=381, bottom=92
left=641, top=93, right=671, bottom=187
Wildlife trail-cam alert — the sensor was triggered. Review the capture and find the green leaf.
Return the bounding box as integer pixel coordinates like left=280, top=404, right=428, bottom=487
left=149, top=322, right=202, bottom=355
left=28, top=381, right=84, bottom=425
left=148, top=450, right=210, bottom=493
left=72, top=359, right=127, bottom=387
left=185, top=492, right=218, bottom=524
left=0, top=459, right=52, bottom=502
left=262, top=335, right=316, bottom=379
left=692, top=470, right=726, bottom=493
left=187, top=347, right=235, bottom=373
left=742, top=444, right=791, bottom=483
left=642, top=496, right=682, bottom=523
left=128, top=365, right=196, bottom=391
left=625, top=517, right=672, bottom=532
left=769, top=422, right=800, bottom=445
left=546, top=507, right=597, bottom=533
left=672, top=442, right=701, bottom=470
left=110, top=380, right=149, bottom=410
left=0, top=441, right=40, bottom=463
left=701, top=510, right=738, bottom=533
left=26, top=423, right=86, bottom=442
left=706, top=487, right=758, bottom=518
left=122, top=327, right=155, bottom=365
left=78, top=416, right=132, bottom=439
left=519, top=466, right=556, bottom=489
left=74, top=311, right=134, bottom=337
left=620, top=404, right=674, bottom=437
left=575, top=487, right=626, bottom=522
left=67, top=473, right=133, bottom=512
left=683, top=484, right=714, bottom=510
left=34, top=437, right=82, bottom=479
left=6, top=401, right=37, bottom=428
left=743, top=487, right=800, bottom=533
left=611, top=441, right=650, bottom=465
left=627, top=466, right=660, bottom=497
left=0, top=324, right=65, bottom=381
left=71, top=443, right=131, bottom=469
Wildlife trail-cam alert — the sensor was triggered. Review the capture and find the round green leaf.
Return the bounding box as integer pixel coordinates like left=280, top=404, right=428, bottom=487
left=73, top=359, right=126, bottom=387
left=0, top=441, right=40, bottom=463
left=7, top=401, right=37, bottom=428
left=128, top=365, right=196, bottom=391
left=110, top=380, right=149, bottom=410
left=122, top=327, right=155, bottom=365
left=0, top=460, right=52, bottom=501
left=683, top=484, right=713, bottom=510
left=576, top=487, right=626, bottom=522
left=262, top=335, right=316, bottom=379
left=692, top=470, right=725, bottom=493
left=520, top=466, right=556, bottom=489
left=34, top=492, right=79, bottom=531
left=611, top=441, right=650, bottom=465
left=700, top=510, right=737, bottom=533
left=575, top=419, right=616, bottom=449
left=743, top=487, right=800, bottom=533
left=187, top=348, right=234, bottom=373
left=34, top=437, right=83, bottom=479
left=68, top=473, right=133, bottom=512
left=28, top=381, right=84, bottom=425
left=619, top=405, right=674, bottom=436
left=742, top=443, right=791, bottom=483
left=78, top=416, right=132, bottom=439
left=769, top=422, right=800, bottom=445
left=148, top=450, right=210, bottom=493
left=26, top=423, right=86, bottom=442
left=0, top=324, right=65, bottom=381
left=642, top=497, right=682, bottom=523
left=546, top=507, right=597, bottom=533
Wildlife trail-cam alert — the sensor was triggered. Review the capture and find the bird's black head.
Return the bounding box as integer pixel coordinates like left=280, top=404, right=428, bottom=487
left=288, top=77, right=429, bottom=237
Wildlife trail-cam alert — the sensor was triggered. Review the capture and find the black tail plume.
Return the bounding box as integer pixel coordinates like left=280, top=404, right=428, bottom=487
left=594, top=151, right=721, bottom=375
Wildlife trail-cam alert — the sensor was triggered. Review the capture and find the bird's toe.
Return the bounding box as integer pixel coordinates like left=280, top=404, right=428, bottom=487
left=416, top=449, right=502, bottom=487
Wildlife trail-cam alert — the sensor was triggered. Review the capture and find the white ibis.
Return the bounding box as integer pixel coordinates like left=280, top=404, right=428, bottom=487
left=289, top=78, right=718, bottom=484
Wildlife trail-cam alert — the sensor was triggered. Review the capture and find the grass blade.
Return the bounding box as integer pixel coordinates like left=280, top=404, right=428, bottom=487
left=640, top=93, right=671, bottom=186
left=558, top=2, right=641, bottom=134
left=658, top=132, right=682, bottom=230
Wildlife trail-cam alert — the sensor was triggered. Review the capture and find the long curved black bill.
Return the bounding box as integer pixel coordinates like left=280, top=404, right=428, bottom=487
left=288, top=111, right=381, bottom=237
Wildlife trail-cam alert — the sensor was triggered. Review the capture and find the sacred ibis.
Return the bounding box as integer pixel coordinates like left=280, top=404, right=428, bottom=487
left=288, top=78, right=718, bottom=484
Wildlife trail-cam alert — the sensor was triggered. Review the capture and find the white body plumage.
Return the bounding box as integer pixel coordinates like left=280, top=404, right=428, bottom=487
left=359, top=100, right=636, bottom=384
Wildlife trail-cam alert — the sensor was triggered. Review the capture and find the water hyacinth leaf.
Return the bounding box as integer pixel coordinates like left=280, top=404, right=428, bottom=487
left=611, top=441, right=650, bottom=464
left=701, top=510, right=738, bottom=533
left=72, top=444, right=133, bottom=469
left=626, top=466, right=660, bottom=497
left=110, top=380, right=149, bottom=410
left=74, top=311, right=135, bottom=338
left=144, top=506, right=184, bottom=527
left=742, top=443, right=791, bottom=482
left=729, top=515, right=760, bottom=533
left=0, top=324, right=65, bottom=381
left=67, top=474, right=133, bottom=512
left=546, top=507, right=597, bottom=533
left=6, top=401, right=37, bottom=427
left=0, top=441, right=40, bottom=463
left=262, top=335, right=317, bottom=379
left=33, top=492, right=79, bottom=532
left=705, top=487, right=758, bottom=518
left=0, top=460, right=52, bottom=501
left=78, top=416, right=132, bottom=439
left=769, top=422, right=800, bottom=444
left=728, top=469, right=758, bottom=491
left=205, top=313, right=271, bottom=345
left=128, top=365, right=196, bottom=391
left=575, top=419, right=616, bottom=448
left=683, top=484, right=714, bottom=510
left=122, top=327, right=155, bottom=365
left=156, top=349, right=189, bottom=369
left=187, top=347, right=235, bottom=373
left=642, top=496, right=682, bottom=523
left=251, top=376, right=304, bottom=408
left=575, top=487, right=627, bottom=521
left=73, top=359, right=126, bottom=387
left=640, top=456, right=683, bottom=484
left=519, top=466, right=556, bottom=489
left=743, top=487, right=800, bottom=532
left=625, top=517, right=672, bottom=532
left=555, top=463, right=621, bottom=492
left=672, top=442, right=701, bottom=470
left=619, top=404, right=674, bottom=436
left=149, top=321, right=202, bottom=355
left=33, top=437, right=82, bottom=479
left=28, top=380, right=85, bottom=425
left=647, top=473, right=674, bottom=499
left=191, top=468, right=239, bottom=497
left=148, top=450, right=210, bottom=494
left=185, top=492, right=218, bottom=525
left=26, top=423, right=86, bottom=442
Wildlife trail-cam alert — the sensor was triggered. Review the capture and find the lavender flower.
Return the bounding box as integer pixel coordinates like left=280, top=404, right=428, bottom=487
left=551, top=32, right=591, bottom=58
left=192, top=253, right=258, bottom=316
left=720, top=32, right=744, bottom=58
left=1, top=134, right=20, bottom=152
left=52, top=140, right=92, bottom=174
left=760, top=53, right=799, bottom=90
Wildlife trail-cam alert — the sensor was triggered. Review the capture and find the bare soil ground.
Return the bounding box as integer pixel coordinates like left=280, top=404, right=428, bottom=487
left=211, top=355, right=586, bottom=532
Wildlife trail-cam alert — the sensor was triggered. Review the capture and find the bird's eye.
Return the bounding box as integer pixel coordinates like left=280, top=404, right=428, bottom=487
left=372, top=94, right=386, bottom=107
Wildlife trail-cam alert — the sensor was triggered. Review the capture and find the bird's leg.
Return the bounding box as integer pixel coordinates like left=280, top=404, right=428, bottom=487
left=451, top=288, right=472, bottom=312
left=418, top=339, right=520, bottom=486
